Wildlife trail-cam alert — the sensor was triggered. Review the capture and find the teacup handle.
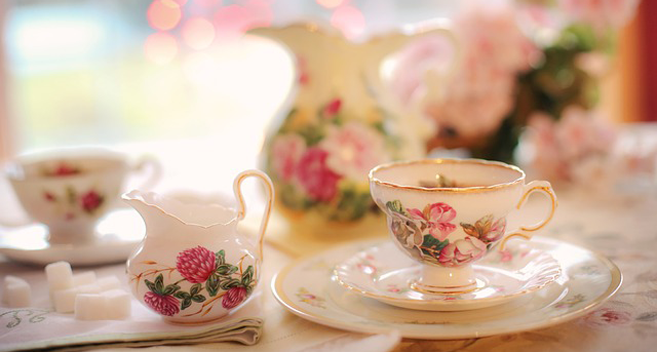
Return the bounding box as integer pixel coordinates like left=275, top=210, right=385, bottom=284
left=499, top=180, right=557, bottom=250
left=131, top=155, right=163, bottom=191
left=233, top=169, right=275, bottom=262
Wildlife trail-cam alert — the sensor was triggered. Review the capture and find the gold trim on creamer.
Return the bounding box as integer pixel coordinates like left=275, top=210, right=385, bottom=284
left=271, top=238, right=623, bottom=339
left=368, top=159, right=526, bottom=194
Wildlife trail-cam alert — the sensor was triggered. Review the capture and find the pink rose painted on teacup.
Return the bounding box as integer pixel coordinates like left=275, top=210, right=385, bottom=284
left=438, top=237, right=487, bottom=267
left=407, top=203, right=457, bottom=241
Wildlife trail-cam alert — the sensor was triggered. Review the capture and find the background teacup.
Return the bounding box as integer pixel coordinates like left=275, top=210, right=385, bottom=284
left=369, top=158, right=557, bottom=294
left=4, top=148, right=161, bottom=244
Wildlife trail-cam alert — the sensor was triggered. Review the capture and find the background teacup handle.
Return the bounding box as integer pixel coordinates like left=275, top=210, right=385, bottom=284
left=233, top=169, right=275, bottom=262
left=132, top=155, right=163, bottom=191
left=499, top=180, right=557, bottom=250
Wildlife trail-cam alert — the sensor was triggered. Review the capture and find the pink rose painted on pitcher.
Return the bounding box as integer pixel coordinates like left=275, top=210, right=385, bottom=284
left=296, top=147, right=341, bottom=202
left=144, top=291, right=180, bottom=317
left=176, top=246, right=216, bottom=284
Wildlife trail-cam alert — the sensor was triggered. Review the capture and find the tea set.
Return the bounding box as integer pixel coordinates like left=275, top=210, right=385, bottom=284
left=0, top=144, right=621, bottom=333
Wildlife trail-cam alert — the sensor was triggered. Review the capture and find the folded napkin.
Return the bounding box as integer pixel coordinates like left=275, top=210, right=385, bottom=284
left=0, top=265, right=264, bottom=352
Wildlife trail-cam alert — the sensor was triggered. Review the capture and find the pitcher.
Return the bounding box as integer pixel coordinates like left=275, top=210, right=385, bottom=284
left=249, top=22, right=457, bottom=238
left=124, top=170, right=274, bottom=323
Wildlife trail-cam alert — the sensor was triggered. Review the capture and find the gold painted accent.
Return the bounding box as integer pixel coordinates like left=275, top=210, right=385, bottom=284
left=271, top=239, right=621, bottom=337
left=234, top=170, right=275, bottom=262
left=500, top=183, right=557, bottom=250
left=409, top=279, right=479, bottom=295
left=369, top=159, right=525, bottom=194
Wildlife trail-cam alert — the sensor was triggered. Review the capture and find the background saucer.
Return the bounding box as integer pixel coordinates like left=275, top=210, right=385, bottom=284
left=272, top=237, right=621, bottom=339
left=0, top=208, right=144, bottom=266
left=334, top=241, right=561, bottom=311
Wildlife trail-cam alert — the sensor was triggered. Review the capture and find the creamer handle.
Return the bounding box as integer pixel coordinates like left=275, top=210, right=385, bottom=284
left=233, top=169, right=275, bottom=262
left=499, top=180, right=557, bottom=250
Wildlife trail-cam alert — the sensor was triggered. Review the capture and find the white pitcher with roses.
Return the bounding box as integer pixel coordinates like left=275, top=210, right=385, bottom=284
left=123, top=170, right=274, bottom=323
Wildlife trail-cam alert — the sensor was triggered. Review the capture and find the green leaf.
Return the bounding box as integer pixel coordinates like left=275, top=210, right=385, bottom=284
left=181, top=298, right=192, bottom=311
left=241, top=266, right=254, bottom=286
left=173, top=291, right=189, bottom=300
left=216, top=250, right=226, bottom=266
left=636, top=312, right=657, bottom=322
left=206, top=273, right=220, bottom=297
left=154, top=274, right=164, bottom=292
left=191, top=295, right=206, bottom=303
left=420, top=235, right=449, bottom=257
left=163, top=284, right=180, bottom=296
left=220, top=278, right=240, bottom=290
left=144, top=279, right=156, bottom=293
left=386, top=200, right=405, bottom=215
left=190, top=283, right=202, bottom=296
left=216, top=264, right=238, bottom=276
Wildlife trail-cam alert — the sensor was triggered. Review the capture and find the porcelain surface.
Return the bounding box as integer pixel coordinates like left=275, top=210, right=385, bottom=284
left=334, top=240, right=561, bottom=311
left=271, top=237, right=622, bottom=339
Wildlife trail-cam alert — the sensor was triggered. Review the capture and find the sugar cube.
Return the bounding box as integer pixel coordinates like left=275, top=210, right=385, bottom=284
left=53, top=287, right=79, bottom=313
left=103, top=289, right=131, bottom=320
left=72, top=271, right=96, bottom=287
left=75, top=294, right=107, bottom=320
left=2, top=276, right=25, bottom=304
left=45, top=261, right=73, bottom=292
left=97, top=276, right=121, bottom=291
left=6, top=281, right=31, bottom=308
left=77, top=284, right=101, bottom=294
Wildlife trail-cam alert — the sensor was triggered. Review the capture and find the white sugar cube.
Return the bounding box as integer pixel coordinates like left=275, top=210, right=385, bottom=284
left=97, top=276, right=121, bottom=291
left=53, top=287, right=79, bottom=313
left=45, top=261, right=73, bottom=292
left=2, top=276, right=25, bottom=304
left=103, top=289, right=131, bottom=320
left=6, top=281, right=31, bottom=308
left=75, top=294, right=107, bottom=320
left=73, top=271, right=96, bottom=287
left=77, top=284, right=101, bottom=294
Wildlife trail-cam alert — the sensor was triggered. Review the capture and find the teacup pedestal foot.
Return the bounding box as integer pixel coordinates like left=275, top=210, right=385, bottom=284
left=410, top=264, right=478, bottom=295
left=47, top=225, right=97, bottom=244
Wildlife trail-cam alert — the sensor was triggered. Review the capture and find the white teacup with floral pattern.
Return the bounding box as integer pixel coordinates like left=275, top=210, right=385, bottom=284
left=5, top=148, right=160, bottom=244
left=369, top=159, right=557, bottom=294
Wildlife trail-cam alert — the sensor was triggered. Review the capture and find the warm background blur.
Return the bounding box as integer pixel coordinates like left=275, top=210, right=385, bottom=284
left=0, top=0, right=653, bottom=162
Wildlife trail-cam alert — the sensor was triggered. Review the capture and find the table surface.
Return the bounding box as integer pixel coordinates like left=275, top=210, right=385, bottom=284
left=1, top=140, right=657, bottom=351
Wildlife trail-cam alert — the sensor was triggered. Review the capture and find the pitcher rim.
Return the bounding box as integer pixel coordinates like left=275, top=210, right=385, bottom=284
left=122, top=190, right=238, bottom=229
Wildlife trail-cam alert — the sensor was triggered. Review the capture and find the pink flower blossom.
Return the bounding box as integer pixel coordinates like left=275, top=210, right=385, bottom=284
left=408, top=203, right=457, bottom=241
left=144, top=291, right=180, bottom=316
left=296, top=147, right=341, bottom=202
left=559, top=0, right=640, bottom=32
left=222, top=286, right=247, bottom=309
left=390, top=2, right=539, bottom=140
left=526, top=106, right=618, bottom=183
left=583, top=308, right=633, bottom=327
left=176, top=246, right=216, bottom=284
left=271, top=134, right=306, bottom=182
left=438, top=236, right=487, bottom=267
left=323, top=98, right=342, bottom=118
left=80, top=191, right=104, bottom=213
left=320, top=121, right=388, bottom=180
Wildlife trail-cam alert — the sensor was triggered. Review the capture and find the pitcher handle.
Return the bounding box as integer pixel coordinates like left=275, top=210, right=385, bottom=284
left=499, top=180, right=557, bottom=250
left=233, top=169, right=275, bottom=262
left=131, top=155, right=163, bottom=191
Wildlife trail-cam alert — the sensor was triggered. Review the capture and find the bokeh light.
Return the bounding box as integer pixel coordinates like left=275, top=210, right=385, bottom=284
left=147, top=0, right=182, bottom=31
left=144, top=32, right=178, bottom=65
left=214, top=1, right=272, bottom=36
left=330, top=5, right=366, bottom=40
left=317, top=0, right=344, bottom=9
left=182, top=17, right=215, bottom=50
left=194, top=0, right=222, bottom=7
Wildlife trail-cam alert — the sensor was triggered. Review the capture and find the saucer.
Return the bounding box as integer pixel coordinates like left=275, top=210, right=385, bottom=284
left=0, top=208, right=144, bottom=266
left=334, top=241, right=561, bottom=311
left=271, top=237, right=622, bottom=339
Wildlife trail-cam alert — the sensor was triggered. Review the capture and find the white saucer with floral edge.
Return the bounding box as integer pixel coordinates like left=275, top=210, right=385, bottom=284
left=271, top=236, right=622, bottom=339
left=334, top=240, right=561, bottom=311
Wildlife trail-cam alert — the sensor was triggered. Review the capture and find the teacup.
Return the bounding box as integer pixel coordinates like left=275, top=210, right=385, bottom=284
left=369, top=159, right=557, bottom=294
left=5, top=148, right=161, bottom=244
